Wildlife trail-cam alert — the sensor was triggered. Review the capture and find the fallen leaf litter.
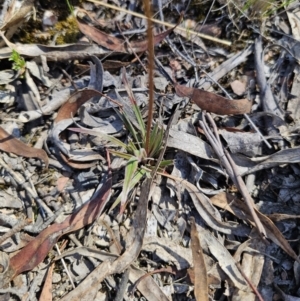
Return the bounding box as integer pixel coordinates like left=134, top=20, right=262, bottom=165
left=0, top=0, right=300, bottom=300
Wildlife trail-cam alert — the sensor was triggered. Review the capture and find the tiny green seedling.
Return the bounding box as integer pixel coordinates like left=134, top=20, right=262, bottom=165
left=9, top=49, right=26, bottom=75
left=65, top=0, right=75, bottom=14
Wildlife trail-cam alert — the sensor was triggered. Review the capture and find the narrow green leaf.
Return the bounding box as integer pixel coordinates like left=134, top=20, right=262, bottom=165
left=109, top=168, right=146, bottom=212
left=132, top=103, right=146, bottom=138
left=128, top=139, right=138, bottom=154
left=158, top=159, right=173, bottom=167
left=120, top=156, right=139, bottom=213
left=118, top=108, right=142, bottom=149
left=109, top=150, right=132, bottom=161
left=149, top=125, right=164, bottom=157
left=120, top=70, right=146, bottom=137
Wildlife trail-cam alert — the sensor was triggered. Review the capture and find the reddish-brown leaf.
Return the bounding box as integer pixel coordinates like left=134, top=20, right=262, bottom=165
left=55, top=89, right=102, bottom=123
left=175, top=84, right=252, bottom=115
left=0, top=126, right=49, bottom=168
left=3, top=169, right=112, bottom=283
left=76, top=17, right=177, bottom=54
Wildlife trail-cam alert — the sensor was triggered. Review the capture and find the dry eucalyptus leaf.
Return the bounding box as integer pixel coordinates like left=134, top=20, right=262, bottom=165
left=200, top=228, right=249, bottom=291
left=0, top=31, right=107, bottom=60
left=190, top=217, right=208, bottom=301
left=175, top=84, right=252, bottom=115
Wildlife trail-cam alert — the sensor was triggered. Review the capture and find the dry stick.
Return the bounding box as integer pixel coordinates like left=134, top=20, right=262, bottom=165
left=0, top=157, right=53, bottom=216
left=235, top=262, right=265, bottom=301
left=24, top=206, right=64, bottom=233
left=86, top=0, right=231, bottom=46
left=100, top=219, right=128, bottom=301
left=223, top=148, right=267, bottom=239
left=99, top=220, right=123, bottom=254
left=199, top=114, right=235, bottom=181
left=55, top=244, right=75, bottom=289
left=200, top=112, right=267, bottom=238
left=0, top=218, right=32, bottom=245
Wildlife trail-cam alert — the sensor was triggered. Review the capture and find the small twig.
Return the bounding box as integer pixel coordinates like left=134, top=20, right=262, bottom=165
left=235, top=262, right=265, bottom=301
left=115, top=23, right=147, bottom=73
left=223, top=147, right=267, bottom=238
left=60, top=68, right=78, bottom=91
left=24, top=206, right=64, bottom=234
left=0, top=218, right=32, bottom=245
left=199, top=115, right=235, bottom=182
left=55, top=244, right=76, bottom=289
left=200, top=112, right=267, bottom=238
left=99, top=220, right=123, bottom=254
left=243, top=114, right=272, bottom=149
left=96, top=91, right=123, bottom=108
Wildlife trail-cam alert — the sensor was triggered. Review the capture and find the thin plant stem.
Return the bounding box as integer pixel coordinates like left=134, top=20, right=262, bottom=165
left=144, top=0, right=155, bottom=156
left=235, top=262, right=265, bottom=301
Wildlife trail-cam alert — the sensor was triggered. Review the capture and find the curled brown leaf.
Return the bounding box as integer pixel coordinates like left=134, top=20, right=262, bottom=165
left=55, top=89, right=103, bottom=123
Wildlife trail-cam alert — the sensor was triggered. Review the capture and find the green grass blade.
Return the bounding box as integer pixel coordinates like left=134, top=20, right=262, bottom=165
left=121, top=69, right=146, bottom=137
left=109, top=150, right=132, bottom=160
left=109, top=168, right=146, bottom=212
left=119, top=156, right=139, bottom=214
left=149, top=124, right=164, bottom=157
left=119, top=109, right=142, bottom=148
left=158, top=159, right=173, bottom=168
left=132, top=103, right=146, bottom=138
